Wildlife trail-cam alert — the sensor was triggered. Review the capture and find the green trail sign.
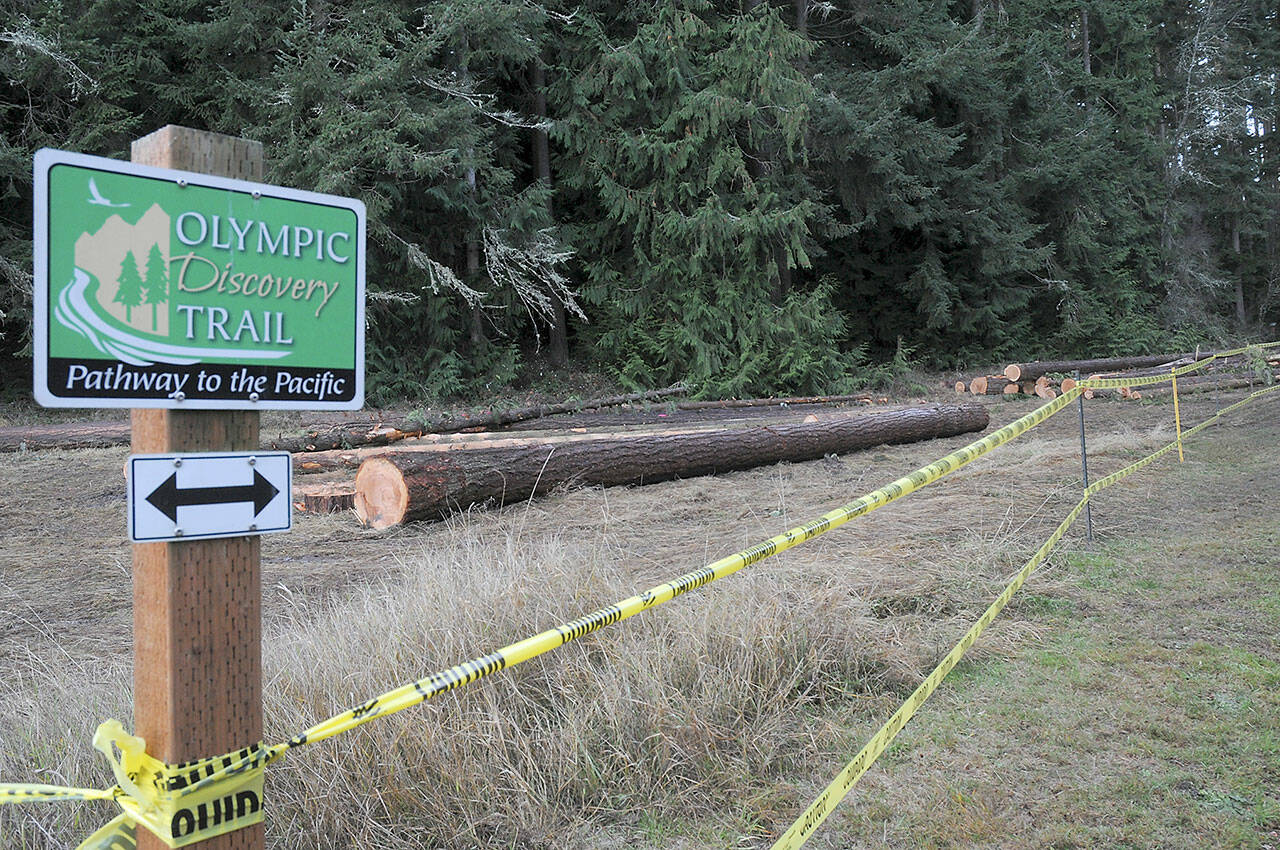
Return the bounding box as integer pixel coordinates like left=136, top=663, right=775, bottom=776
left=33, top=148, right=366, bottom=409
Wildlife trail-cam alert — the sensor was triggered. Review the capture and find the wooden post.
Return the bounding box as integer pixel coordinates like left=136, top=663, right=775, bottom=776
left=130, top=126, right=264, bottom=850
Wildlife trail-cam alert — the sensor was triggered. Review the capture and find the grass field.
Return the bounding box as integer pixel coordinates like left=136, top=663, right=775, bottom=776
left=1, top=386, right=1277, bottom=849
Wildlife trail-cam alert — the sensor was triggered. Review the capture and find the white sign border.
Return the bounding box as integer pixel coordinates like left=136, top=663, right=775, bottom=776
left=33, top=147, right=366, bottom=411
left=127, top=450, right=293, bottom=543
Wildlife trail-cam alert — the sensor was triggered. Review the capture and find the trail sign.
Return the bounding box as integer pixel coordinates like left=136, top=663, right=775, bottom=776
left=128, top=451, right=292, bottom=542
left=33, top=148, right=365, bottom=410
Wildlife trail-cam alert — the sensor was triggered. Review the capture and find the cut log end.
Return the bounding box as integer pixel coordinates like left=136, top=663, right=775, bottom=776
left=354, top=457, right=410, bottom=530
left=969, top=376, right=988, bottom=395
left=1002, top=381, right=1021, bottom=395
left=1004, top=364, right=1022, bottom=382
left=1035, top=385, right=1059, bottom=400
left=955, top=381, right=967, bottom=394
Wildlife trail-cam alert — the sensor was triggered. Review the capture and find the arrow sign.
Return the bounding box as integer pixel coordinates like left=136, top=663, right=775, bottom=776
left=128, top=451, right=291, bottom=542
left=146, top=469, right=279, bottom=522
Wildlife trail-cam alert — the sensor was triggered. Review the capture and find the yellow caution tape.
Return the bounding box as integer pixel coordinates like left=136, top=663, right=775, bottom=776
left=3, top=349, right=1274, bottom=848
left=770, top=382, right=1279, bottom=850
left=93, top=720, right=267, bottom=848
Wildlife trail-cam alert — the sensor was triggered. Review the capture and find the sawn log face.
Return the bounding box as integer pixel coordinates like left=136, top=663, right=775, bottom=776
left=355, top=403, right=990, bottom=529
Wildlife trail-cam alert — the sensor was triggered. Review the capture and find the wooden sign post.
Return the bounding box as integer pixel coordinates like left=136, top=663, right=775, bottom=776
left=130, top=126, right=264, bottom=850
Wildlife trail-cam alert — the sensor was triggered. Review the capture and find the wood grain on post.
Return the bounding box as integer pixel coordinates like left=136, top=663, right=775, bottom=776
left=131, top=126, right=264, bottom=850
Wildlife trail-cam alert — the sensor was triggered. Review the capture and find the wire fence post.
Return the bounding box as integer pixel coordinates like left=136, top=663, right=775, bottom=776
left=1171, top=366, right=1184, bottom=462
left=1077, top=378, right=1094, bottom=541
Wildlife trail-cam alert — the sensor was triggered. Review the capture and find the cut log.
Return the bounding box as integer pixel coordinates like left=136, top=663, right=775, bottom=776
left=1002, top=382, right=1021, bottom=395
left=263, top=384, right=689, bottom=452
left=294, top=482, right=356, bottom=513
left=970, top=376, right=1013, bottom=395
left=0, top=387, right=689, bottom=454
left=1004, top=354, right=1191, bottom=383
left=1035, top=385, right=1058, bottom=400
left=354, top=403, right=991, bottom=529
left=294, top=422, right=774, bottom=475
left=955, top=381, right=968, bottom=394
left=1060, top=377, right=1077, bottom=393
left=0, top=420, right=130, bottom=452
left=672, top=394, right=872, bottom=410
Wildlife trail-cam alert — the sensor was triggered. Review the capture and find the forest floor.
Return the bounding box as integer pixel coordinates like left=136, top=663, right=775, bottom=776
left=1, top=382, right=1277, bottom=849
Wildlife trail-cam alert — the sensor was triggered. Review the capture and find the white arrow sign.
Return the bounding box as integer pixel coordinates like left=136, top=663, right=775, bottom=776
left=128, top=451, right=291, bottom=542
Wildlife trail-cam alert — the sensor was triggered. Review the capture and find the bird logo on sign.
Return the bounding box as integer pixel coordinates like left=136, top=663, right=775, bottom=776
left=87, top=177, right=130, bottom=207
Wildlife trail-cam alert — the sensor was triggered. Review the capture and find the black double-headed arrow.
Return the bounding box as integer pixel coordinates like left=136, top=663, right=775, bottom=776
left=146, top=470, right=279, bottom=522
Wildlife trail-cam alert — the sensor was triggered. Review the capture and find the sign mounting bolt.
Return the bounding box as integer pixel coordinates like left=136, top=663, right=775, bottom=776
left=176, top=179, right=187, bottom=188
left=174, top=528, right=184, bottom=537
left=173, top=458, right=182, bottom=468
left=173, top=391, right=185, bottom=402
left=248, top=456, right=257, bottom=466
left=249, top=392, right=260, bottom=402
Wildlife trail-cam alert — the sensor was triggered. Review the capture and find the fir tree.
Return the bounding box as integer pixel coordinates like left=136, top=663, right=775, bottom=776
left=115, top=249, right=143, bottom=323
left=553, top=0, right=845, bottom=395
left=144, top=243, right=167, bottom=330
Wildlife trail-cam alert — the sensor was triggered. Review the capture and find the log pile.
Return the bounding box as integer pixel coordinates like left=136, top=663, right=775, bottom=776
left=954, top=349, right=1279, bottom=400
left=353, top=403, right=991, bottom=529
left=958, top=373, right=1062, bottom=399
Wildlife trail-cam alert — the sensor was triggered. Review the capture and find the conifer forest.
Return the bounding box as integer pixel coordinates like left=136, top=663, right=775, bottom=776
left=2, top=0, right=1278, bottom=399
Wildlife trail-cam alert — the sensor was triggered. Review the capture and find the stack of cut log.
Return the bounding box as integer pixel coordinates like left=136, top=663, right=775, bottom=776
left=956, top=373, right=1066, bottom=399
left=956, top=350, right=1280, bottom=401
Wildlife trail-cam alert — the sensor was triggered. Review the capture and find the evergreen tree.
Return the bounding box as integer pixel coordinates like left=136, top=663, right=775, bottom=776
left=805, top=0, right=1051, bottom=364
left=144, top=242, right=167, bottom=331
left=114, top=249, right=143, bottom=322
left=552, top=0, right=846, bottom=395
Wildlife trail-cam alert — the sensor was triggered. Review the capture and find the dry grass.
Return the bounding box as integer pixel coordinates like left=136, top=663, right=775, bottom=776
left=1, top=390, right=1277, bottom=849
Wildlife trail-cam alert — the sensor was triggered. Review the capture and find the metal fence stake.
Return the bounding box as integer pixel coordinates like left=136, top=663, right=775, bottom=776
left=1077, top=387, right=1094, bottom=541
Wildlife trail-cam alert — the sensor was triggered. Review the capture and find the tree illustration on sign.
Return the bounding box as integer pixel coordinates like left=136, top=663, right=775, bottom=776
left=115, top=249, right=144, bottom=322
left=144, top=243, right=168, bottom=330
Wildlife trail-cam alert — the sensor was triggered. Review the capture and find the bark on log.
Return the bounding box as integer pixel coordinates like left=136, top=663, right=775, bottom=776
left=294, top=423, right=770, bottom=475
left=1004, top=354, right=1188, bottom=383
left=294, top=483, right=356, bottom=513
left=671, top=394, right=872, bottom=410
left=263, top=385, right=689, bottom=452
left=0, top=388, right=689, bottom=453
left=0, top=420, right=130, bottom=452
left=354, top=403, right=990, bottom=529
